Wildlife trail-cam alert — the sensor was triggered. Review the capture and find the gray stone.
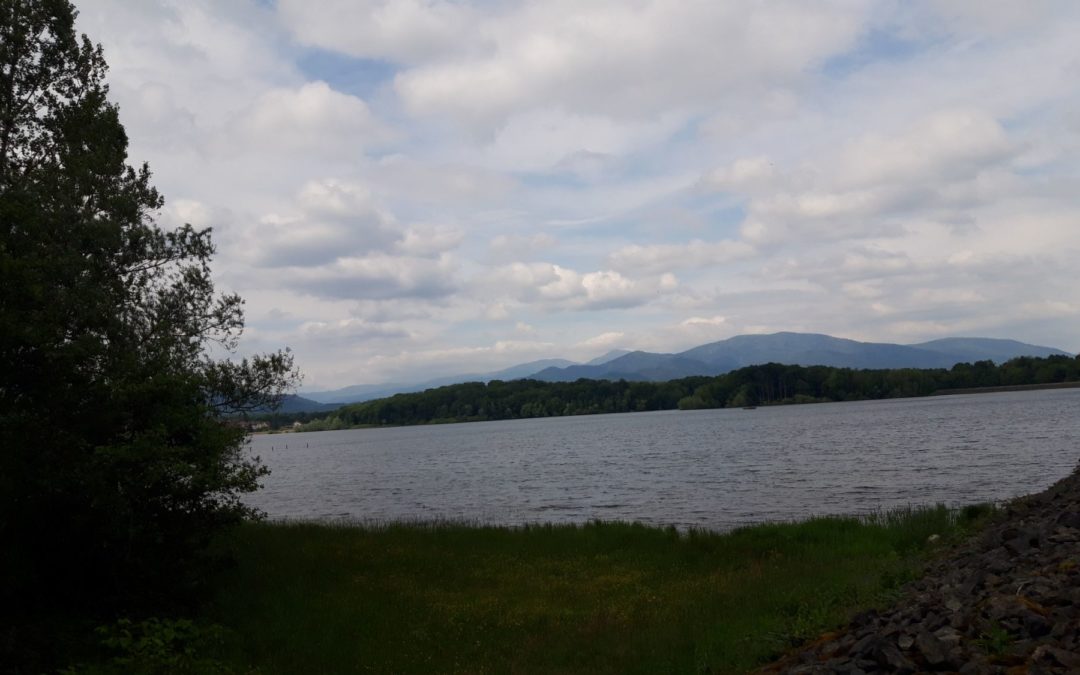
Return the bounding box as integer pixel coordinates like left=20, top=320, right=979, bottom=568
left=915, top=630, right=950, bottom=667
left=873, top=643, right=917, bottom=673
left=1033, top=644, right=1080, bottom=668
left=933, top=625, right=963, bottom=646
left=1023, top=611, right=1051, bottom=637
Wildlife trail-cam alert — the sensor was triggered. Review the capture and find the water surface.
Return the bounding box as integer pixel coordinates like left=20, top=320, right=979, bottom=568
left=247, top=388, right=1080, bottom=530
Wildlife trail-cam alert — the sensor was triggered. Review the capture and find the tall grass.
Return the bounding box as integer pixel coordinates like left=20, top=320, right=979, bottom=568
left=202, top=504, right=990, bottom=674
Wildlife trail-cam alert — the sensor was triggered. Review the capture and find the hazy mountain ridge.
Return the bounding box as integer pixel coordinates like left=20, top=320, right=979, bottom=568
left=297, top=333, right=1072, bottom=409
left=303, top=358, right=576, bottom=405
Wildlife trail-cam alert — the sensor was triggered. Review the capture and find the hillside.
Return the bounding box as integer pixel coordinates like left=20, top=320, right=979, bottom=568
left=303, top=332, right=1072, bottom=402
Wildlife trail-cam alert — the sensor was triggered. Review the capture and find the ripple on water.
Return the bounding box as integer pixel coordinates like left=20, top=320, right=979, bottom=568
left=247, top=389, right=1080, bottom=530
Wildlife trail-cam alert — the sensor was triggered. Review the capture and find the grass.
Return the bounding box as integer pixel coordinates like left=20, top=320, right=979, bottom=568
left=196, top=504, right=992, bottom=674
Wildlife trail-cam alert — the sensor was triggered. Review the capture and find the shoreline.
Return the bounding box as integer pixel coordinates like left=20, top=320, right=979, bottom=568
left=285, top=381, right=1080, bottom=434
left=931, top=380, right=1080, bottom=396
left=766, top=463, right=1080, bottom=673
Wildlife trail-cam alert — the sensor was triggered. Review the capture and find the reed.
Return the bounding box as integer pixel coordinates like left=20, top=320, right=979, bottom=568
left=201, top=504, right=990, bottom=674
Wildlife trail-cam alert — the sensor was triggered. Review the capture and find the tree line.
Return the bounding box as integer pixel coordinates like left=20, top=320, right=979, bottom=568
left=295, top=354, right=1080, bottom=430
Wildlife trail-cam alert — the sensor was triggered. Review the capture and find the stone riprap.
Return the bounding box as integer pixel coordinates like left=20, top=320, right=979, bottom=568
left=762, top=467, right=1080, bottom=674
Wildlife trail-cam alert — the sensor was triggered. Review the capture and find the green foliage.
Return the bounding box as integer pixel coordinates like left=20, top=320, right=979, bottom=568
left=61, top=618, right=235, bottom=675
left=976, top=622, right=1013, bottom=657
left=300, top=355, right=1080, bottom=430
left=0, top=1, right=299, bottom=664
left=203, top=505, right=982, bottom=674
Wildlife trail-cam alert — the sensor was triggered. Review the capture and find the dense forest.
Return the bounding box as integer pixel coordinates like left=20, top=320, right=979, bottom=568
left=289, top=354, right=1080, bottom=431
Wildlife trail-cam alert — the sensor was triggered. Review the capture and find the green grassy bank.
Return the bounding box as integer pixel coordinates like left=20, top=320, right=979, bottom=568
left=158, top=505, right=991, bottom=675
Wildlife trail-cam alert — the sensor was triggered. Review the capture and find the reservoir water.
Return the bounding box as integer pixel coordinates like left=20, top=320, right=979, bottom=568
left=246, top=388, right=1080, bottom=530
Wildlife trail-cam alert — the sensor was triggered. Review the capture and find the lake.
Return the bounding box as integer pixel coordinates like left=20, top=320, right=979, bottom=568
left=246, top=388, right=1080, bottom=530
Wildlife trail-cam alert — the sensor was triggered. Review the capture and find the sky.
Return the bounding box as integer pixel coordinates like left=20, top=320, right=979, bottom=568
left=73, top=0, right=1080, bottom=390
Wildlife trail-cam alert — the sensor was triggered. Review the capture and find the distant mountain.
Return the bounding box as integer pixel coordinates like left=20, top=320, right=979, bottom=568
left=533, top=351, right=721, bottom=382
left=303, top=358, right=577, bottom=404
left=586, top=349, right=631, bottom=366
left=302, top=332, right=1071, bottom=404
left=679, top=332, right=957, bottom=370
left=302, top=382, right=409, bottom=405
left=485, top=358, right=577, bottom=380
left=528, top=332, right=1071, bottom=383
left=909, top=337, right=1068, bottom=362
left=261, top=394, right=342, bottom=413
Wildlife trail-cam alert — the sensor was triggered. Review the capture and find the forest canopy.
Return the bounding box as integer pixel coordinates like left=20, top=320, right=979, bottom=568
left=295, top=355, right=1080, bottom=431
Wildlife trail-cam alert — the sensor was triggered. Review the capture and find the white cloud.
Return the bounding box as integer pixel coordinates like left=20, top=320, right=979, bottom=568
left=681, top=316, right=727, bottom=327
left=609, top=240, right=755, bottom=274
left=285, top=254, right=459, bottom=301
left=578, top=331, right=625, bottom=348
left=396, top=225, right=465, bottom=257
left=392, top=1, right=867, bottom=130
left=480, top=108, right=685, bottom=171
left=487, top=262, right=678, bottom=310
left=242, top=180, right=402, bottom=267
left=299, top=318, right=411, bottom=342
left=708, top=109, right=1021, bottom=246
left=831, top=109, right=1013, bottom=189
left=226, top=82, right=390, bottom=156
left=489, top=233, right=558, bottom=261
left=69, top=1, right=1080, bottom=387
left=278, top=0, right=478, bottom=64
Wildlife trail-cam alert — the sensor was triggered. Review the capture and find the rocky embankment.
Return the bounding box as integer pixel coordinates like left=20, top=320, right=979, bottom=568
left=764, top=467, right=1080, bottom=674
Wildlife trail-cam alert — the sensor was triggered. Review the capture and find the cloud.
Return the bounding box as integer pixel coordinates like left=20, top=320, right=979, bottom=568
left=243, top=180, right=402, bottom=267
left=71, top=1, right=1080, bottom=387
left=479, top=108, right=685, bottom=171
left=487, top=262, right=678, bottom=310
left=391, top=1, right=867, bottom=130
left=489, top=233, right=558, bottom=261
left=278, top=0, right=478, bottom=64
left=299, top=318, right=411, bottom=342
left=831, top=109, right=1013, bottom=189
left=396, top=225, right=465, bottom=257
left=681, top=316, right=727, bottom=327
left=704, top=109, right=1020, bottom=246
left=226, top=82, right=390, bottom=156
left=238, top=178, right=465, bottom=277
left=285, top=254, right=459, bottom=301
left=578, top=331, right=625, bottom=348
left=360, top=338, right=560, bottom=382
left=373, top=155, right=519, bottom=205
left=609, top=240, right=755, bottom=274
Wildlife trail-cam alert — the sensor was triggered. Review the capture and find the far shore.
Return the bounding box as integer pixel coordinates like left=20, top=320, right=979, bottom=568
left=930, top=380, right=1080, bottom=396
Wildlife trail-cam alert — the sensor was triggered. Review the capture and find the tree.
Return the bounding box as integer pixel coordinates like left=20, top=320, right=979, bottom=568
left=0, top=0, right=299, bottom=619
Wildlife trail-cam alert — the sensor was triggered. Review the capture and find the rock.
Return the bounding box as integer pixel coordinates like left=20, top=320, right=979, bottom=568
left=959, top=660, right=993, bottom=674
left=933, top=625, right=964, bottom=646
left=759, top=468, right=1080, bottom=674
left=1023, top=611, right=1051, bottom=637
left=873, top=643, right=917, bottom=673
left=915, top=630, right=951, bottom=667
left=1032, top=644, right=1080, bottom=668
left=1054, top=511, right=1080, bottom=529
left=848, top=633, right=880, bottom=659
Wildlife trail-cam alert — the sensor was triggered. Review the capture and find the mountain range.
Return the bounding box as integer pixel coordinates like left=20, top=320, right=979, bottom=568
left=298, top=332, right=1070, bottom=408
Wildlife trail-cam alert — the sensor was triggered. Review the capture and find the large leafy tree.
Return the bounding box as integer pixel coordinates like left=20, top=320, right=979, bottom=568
left=0, top=0, right=298, bottom=616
